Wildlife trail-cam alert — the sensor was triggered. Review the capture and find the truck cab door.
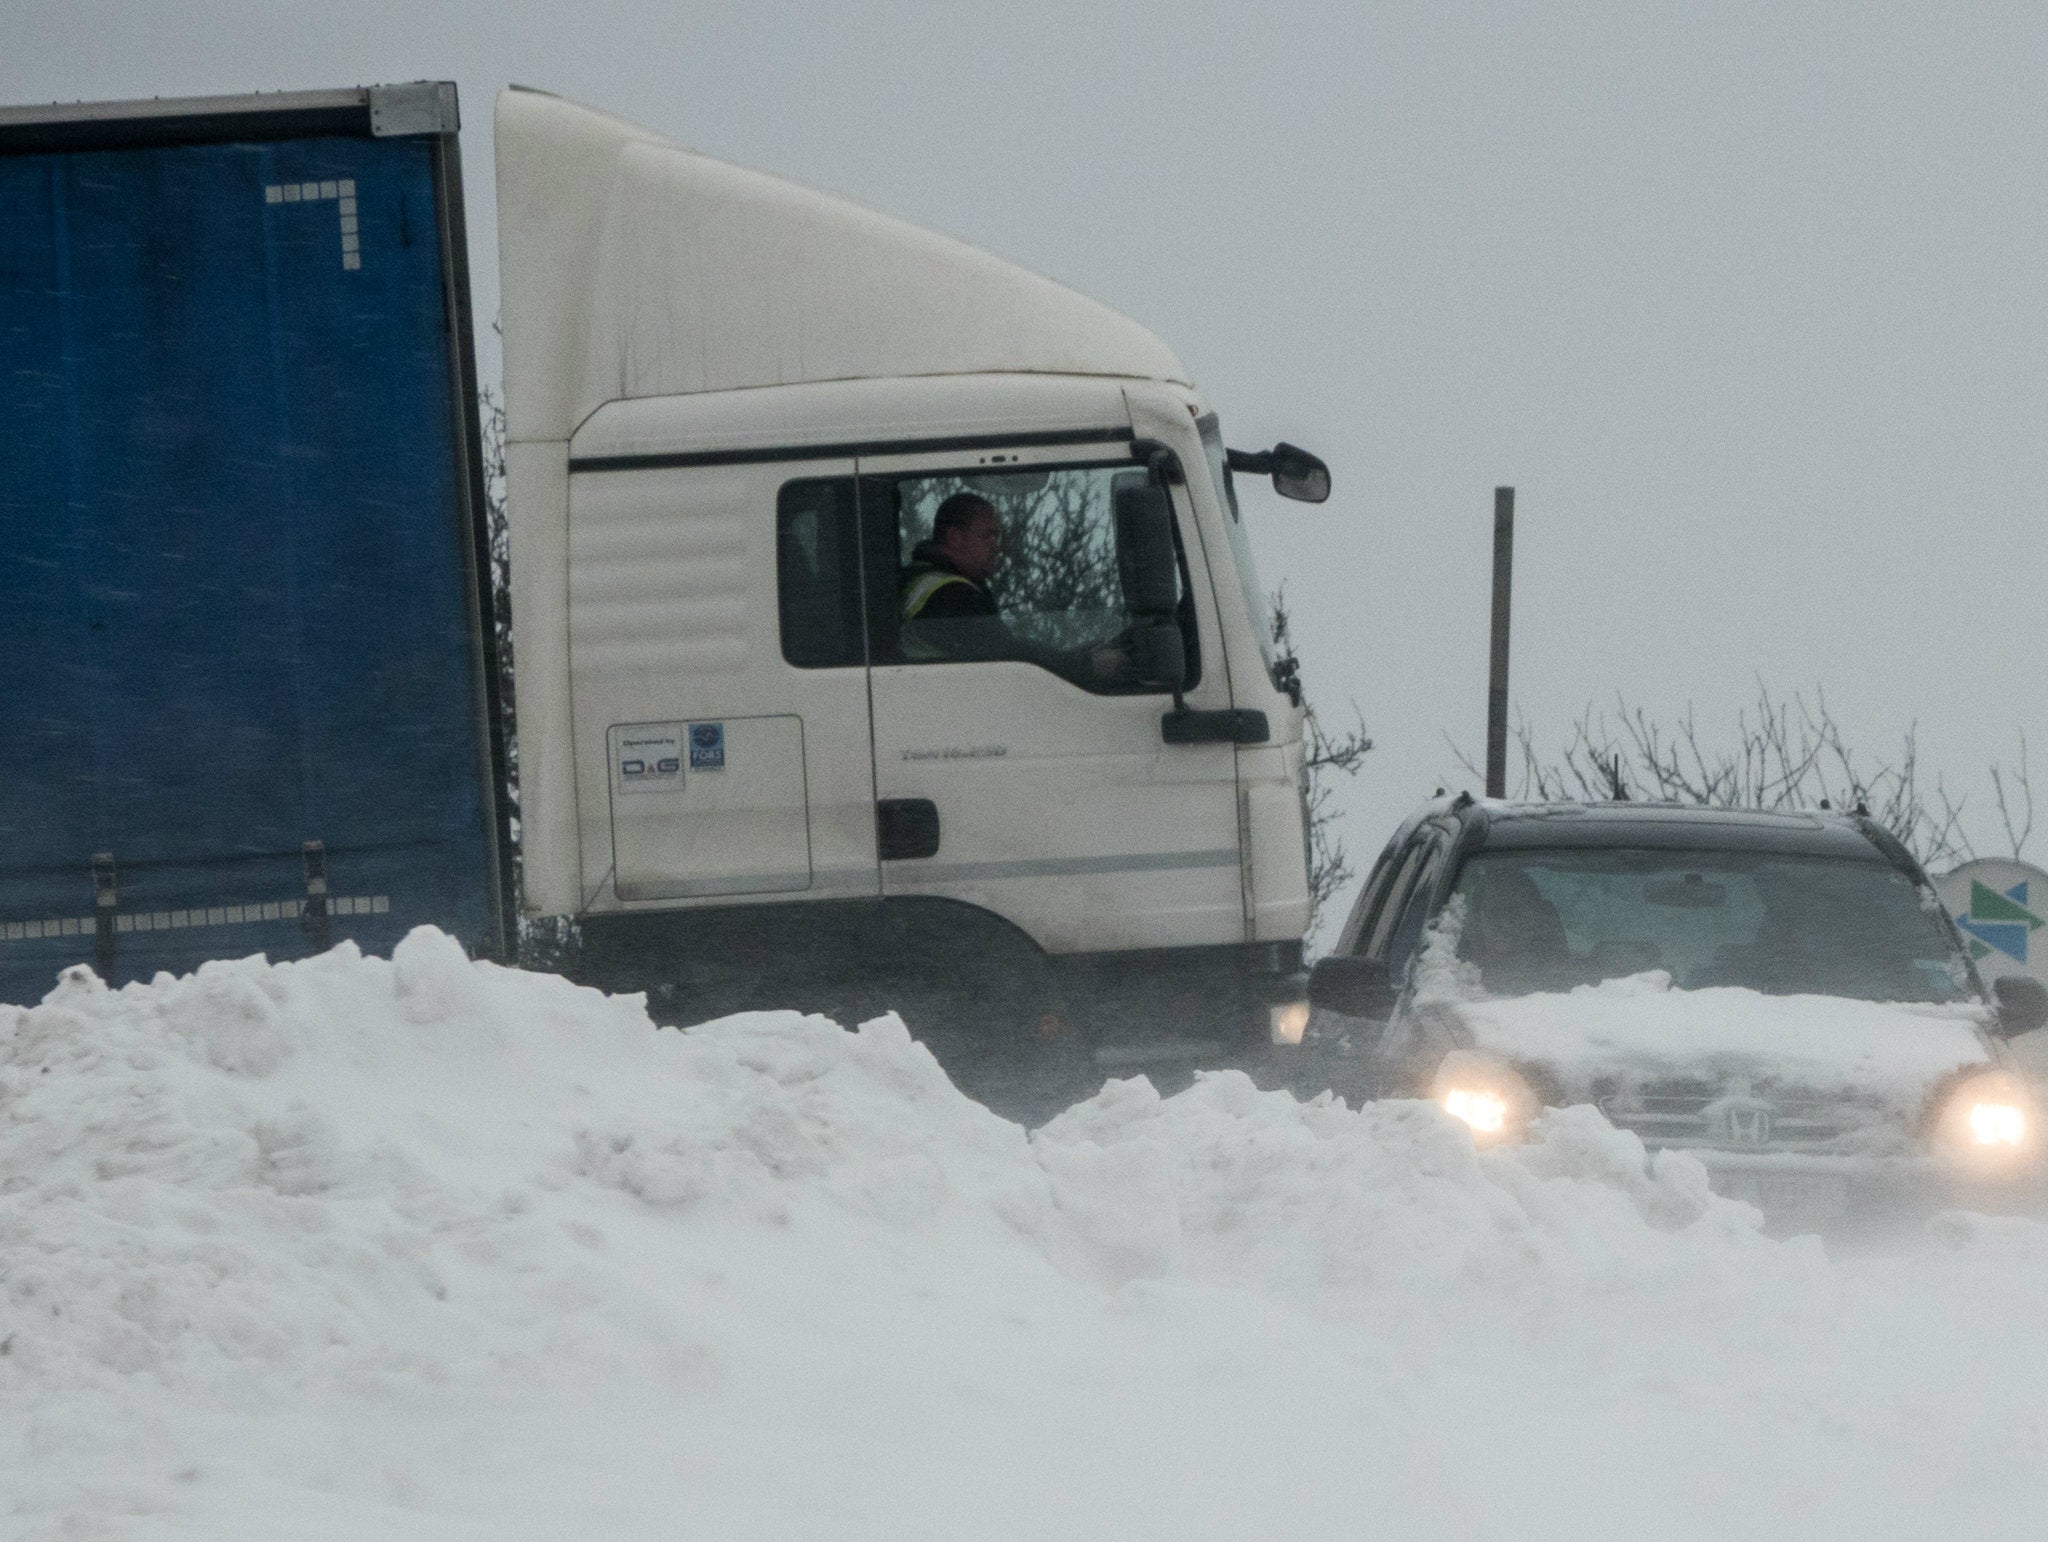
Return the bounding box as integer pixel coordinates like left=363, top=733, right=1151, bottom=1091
left=857, top=440, right=1243, bottom=956
left=566, top=456, right=878, bottom=905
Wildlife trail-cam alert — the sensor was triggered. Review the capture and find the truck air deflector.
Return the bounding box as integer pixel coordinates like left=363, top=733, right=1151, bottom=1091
left=495, top=88, right=1190, bottom=444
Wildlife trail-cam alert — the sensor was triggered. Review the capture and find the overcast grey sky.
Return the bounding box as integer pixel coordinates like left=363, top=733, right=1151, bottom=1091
left=9, top=0, right=2044, bottom=908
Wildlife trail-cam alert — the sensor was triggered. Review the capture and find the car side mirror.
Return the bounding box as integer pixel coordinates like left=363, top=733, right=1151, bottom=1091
left=1112, top=482, right=1179, bottom=618
left=1993, top=975, right=2048, bottom=1036
left=1308, top=955, right=1397, bottom=1019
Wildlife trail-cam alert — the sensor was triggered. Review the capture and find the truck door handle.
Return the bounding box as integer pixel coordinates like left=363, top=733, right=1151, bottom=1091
left=1161, top=707, right=1270, bottom=746
left=877, top=798, right=941, bottom=860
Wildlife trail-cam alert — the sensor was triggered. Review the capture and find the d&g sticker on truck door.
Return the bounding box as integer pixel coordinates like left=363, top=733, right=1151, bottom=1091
left=606, top=716, right=813, bottom=902
left=612, top=724, right=684, bottom=794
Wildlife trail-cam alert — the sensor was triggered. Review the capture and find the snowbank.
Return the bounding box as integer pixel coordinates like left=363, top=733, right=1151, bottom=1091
left=4, top=930, right=2047, bottom=1540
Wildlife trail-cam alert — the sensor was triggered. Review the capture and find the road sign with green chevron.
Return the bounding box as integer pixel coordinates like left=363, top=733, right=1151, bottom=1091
left=1935, top=859, right=2048, bottom=982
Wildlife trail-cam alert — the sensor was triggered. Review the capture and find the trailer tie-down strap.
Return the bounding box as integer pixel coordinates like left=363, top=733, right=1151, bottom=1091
left=92, top=851, right=118, bottom=978
left=302, top=840, right=331, bottom=952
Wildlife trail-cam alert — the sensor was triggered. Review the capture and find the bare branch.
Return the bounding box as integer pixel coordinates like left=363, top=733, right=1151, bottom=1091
left=1501, top=682, right=2012, bottom=870
left=1271, top=590, right=1371, bottom=928
left=1992, top=735, right=2034, bottom=861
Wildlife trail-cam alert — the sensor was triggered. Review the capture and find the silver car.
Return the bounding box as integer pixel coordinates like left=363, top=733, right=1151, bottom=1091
left=1309, top=799, right=2048, bottom=1225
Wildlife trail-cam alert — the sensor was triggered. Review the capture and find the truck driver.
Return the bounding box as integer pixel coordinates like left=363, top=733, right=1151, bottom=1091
left=898, top=492, right=1008, bottom=655
left=898, top=492, right=1131, bottom=683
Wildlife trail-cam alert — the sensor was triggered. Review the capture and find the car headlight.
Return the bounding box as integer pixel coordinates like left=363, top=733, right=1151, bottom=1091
left=1969, top=1100, right=2027, bottom=1145
left=1269, top=999, right=1311, bottom=1047
left=1935, top=1072, right=2038, bottom=1166
left=1429, top=1050, right=1536, bottom=1146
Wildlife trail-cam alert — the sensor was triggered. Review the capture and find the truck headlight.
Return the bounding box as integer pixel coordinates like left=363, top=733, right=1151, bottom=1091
left=1935, top=1072, right=2037, bottom=1166
left=1430, top=1050, right=1536, bottom=1146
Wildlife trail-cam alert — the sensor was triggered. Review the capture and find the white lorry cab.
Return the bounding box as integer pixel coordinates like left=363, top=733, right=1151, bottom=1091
left=495, top=87, right=1333, bottom=1080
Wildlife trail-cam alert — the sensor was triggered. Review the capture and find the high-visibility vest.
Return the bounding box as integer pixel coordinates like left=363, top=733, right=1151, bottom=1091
left=900, top=568, right=972, bottom=622
left=899, top=567, right=977, bottom=660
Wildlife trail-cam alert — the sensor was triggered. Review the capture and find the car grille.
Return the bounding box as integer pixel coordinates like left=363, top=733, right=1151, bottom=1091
left=1595, top=1086, right=1869, bottom=1152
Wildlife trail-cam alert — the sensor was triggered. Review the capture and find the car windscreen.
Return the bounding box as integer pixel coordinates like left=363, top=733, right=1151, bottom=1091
left=1447, top=847, right=1970, bottom=1003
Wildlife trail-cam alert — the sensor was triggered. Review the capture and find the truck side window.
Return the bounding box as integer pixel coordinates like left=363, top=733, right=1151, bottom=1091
left=776, top=478, right=864, bottom=669
left=864, top=461, right=1199, bottom=693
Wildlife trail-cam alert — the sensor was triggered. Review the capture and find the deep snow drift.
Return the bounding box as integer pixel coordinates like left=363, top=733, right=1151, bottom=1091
left=5, top=930, right=2048, bottom=1540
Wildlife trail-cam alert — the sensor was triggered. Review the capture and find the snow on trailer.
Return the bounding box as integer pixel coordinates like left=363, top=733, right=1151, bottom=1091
left=6, top=933, right=2048, bottom=1537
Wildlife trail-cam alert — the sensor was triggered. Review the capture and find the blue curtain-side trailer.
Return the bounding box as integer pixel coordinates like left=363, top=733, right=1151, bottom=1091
left=0, top=84, right=511, bottom=1000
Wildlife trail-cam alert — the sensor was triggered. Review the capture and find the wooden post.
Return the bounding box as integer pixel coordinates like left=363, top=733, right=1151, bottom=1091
left=1486, top=487, right=1514, bottom=799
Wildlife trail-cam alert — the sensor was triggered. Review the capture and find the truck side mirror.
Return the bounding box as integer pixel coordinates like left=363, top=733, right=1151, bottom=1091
left=1268, top=443, right=1330, bottom=503
left=1993, top=975, right=2048, bottom=1036
left=1226, top=443, right=1332, bottom=504
left=1308, top=955, right=1396, bottom=1019
left=1113, top=482, right=1179, bottom=618
left=1127, top=620, right=1186, bottom=692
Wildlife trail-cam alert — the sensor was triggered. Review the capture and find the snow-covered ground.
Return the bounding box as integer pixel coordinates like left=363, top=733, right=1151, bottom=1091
left=5, top=930, right=2048, bottom=1541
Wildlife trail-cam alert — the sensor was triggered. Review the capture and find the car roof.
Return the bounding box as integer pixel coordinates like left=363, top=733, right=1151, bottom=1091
left=1459, top=800, right=1892, bottom=860
left=1330, top=798, right=1927, bottom=961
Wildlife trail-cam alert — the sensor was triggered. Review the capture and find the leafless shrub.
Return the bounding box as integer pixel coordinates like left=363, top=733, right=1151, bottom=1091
left=1990, top=734, right=2034, bottom=864
left=479, top=386, right=579, bottom=971
left=1449, top=683, right=2032, bottom=871
left=1271, top=590, right=1373, bottom=928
